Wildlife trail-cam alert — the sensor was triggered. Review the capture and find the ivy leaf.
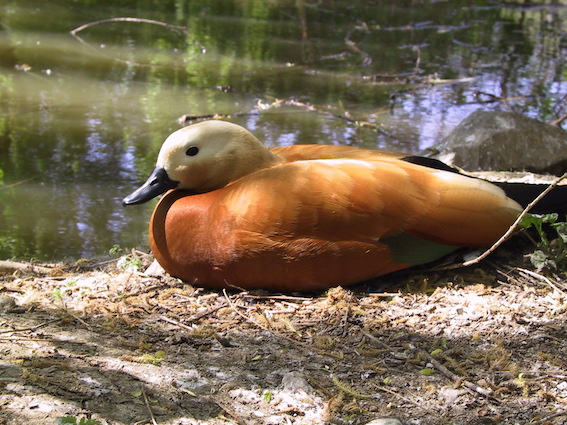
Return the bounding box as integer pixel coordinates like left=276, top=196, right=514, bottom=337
left=530, top=250, right=555, bottom=271
left=551, top=221, right=567, bottom=243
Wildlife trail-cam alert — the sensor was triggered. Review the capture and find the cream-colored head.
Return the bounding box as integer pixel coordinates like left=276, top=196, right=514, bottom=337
left=122, top=120, right=278, bottom=206
left=157, top=120, right=278, bottom=192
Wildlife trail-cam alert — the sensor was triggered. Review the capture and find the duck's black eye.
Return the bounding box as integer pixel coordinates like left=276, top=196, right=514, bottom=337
left=186, top=146, right=199, bottom=156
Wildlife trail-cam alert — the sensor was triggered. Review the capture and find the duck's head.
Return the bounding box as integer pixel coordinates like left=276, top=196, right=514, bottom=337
left=122, top=120, right=277, bottom=206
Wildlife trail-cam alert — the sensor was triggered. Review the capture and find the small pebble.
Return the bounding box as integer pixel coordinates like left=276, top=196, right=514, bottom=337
left=0, top=295, right=17, bottom=313
left=365, top=418, right=403, bottom=425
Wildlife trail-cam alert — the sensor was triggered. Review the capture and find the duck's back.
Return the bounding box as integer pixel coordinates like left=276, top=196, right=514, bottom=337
left=150, top=155, right=521, bottom=291
left=272, top=144, right=404, bottom=162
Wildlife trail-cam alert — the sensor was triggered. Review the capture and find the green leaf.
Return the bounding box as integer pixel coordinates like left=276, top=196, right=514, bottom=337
left=541, top=213, right=559, bottom=224
left=57, top=417, right=77, bottom=425
left=520, top=213, right=542, bottom=229
left=552, top=221, right=567, bottom=243
left=78, top=419, right=101, bottom=425
left=420, top=368, right=435, bottom=375
left=52, top=289, right=64, bottom=301
left=530, top=250, right=555, bottom=271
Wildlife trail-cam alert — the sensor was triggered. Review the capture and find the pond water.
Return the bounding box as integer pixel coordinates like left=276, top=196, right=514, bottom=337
left=0, top=0, right=566, bottom=261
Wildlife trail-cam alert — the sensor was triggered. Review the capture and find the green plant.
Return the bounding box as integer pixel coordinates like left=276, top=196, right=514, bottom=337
left=56, top=415, right=101, bottom=425
left=52, top=289, right=64, bottom=302
left=521, top=213, right=567, bottom=271
left=117, top=254, right=143, bottom=272
left=108, top=243, right=124, bottom=256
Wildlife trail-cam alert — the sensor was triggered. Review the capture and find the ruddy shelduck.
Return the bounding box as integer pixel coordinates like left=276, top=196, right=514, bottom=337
left=123, top=120, right=522, bottom=292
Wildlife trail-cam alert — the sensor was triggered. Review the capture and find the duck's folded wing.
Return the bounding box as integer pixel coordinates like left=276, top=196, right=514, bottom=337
left=218, top=158, right=522, bottom=247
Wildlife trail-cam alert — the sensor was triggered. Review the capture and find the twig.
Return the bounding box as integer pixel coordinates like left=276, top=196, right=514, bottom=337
left=159, top=315, right=192, bottom=330
left=433, top=172, right=567, bottom=272
left=207, top=396, right=249, bottom=425
left=0, top=177, right=36, bottom=190
left=241, top=293, right=314, bottom=302
left=179, top=97, right=400, bottom=140
left=373, top=384, right=443, bottom=417
left=0, top=318, right=63, bottom=334
left=158, top=302, right=228, bottom=329
left=516, top=268, right=566, bottom=296
left=141, top=386, right=158, bottom=425
left=282, top=99, right=396, bottom=138
left=344, top=22, right=372, bottom=66
left=0, top=337, right=85, bottom=344
left=71, top=17, right=184, bottom=36
left=549, top=113, right=567, bottom=126
left=332, top=375, right=373, bottom=398
left=222, top=289, right=272, bottom=332
left=187, top=302, right=228, bottom=322
left=361, top=330, right=394, bottom=350
left=367, top=292, right=401, bottom=298
left=425, top=352, right=498, bottom=401
left=222, top=290, right=342, bottom=359
left=179, top=110, right=257, bottom=125
left=65, top=312, right=94, bottom=331
left=413, top=45, right=421, bottom=76
left=70, top=17, right=206, bottom=67
left=527, top=410, right=567, bottom=425
left=0, top=260, right=55, bottom=275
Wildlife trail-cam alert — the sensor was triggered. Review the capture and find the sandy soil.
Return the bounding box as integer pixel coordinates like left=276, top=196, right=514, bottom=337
left=0, top=239, right=566, bottom=425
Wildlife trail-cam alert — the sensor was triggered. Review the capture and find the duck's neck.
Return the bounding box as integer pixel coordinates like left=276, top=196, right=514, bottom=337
left=224, top=143, right=281, bottom=184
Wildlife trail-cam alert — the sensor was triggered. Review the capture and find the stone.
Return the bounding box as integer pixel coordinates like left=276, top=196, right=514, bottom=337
left=0, top=295, right=16, bottom=313
left=429, top=110, right=567, bottom=174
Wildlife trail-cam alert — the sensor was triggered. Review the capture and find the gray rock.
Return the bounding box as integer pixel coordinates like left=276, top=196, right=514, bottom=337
left=281, top=371, right=313, bottom=393
left=430, top=110, right=567, bottom=174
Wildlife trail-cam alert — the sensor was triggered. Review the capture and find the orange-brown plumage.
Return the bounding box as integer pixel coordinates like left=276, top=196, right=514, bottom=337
left=123, top=120, right=522, bottom=292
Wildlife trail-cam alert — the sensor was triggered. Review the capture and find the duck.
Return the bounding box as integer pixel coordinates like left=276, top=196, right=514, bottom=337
left=122, top=120, right=522, bottom=292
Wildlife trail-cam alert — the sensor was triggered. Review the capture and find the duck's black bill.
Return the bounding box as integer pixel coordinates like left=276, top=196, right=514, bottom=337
left=122, top=167, right=179, bottom=206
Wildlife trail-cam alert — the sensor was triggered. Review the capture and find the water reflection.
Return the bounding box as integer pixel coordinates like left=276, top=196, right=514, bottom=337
left=0, top=0, right=565, bottom=260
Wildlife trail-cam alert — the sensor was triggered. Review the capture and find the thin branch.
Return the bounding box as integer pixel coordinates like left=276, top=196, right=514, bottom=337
left=207, top=396, right=249, bottom=425
left=373, top=384, right=443, bottom=418
left=69, top=17, right=206, bottom=67
left=0, top=318, right=62, bottom=334
left=433, top=171, right=567, bottom=272
left=141, top=386, right=158, bottom=425
left=221, top=290, right=343, bottom=359
left=527, top=411, right=567, bottom=425
left=180, top=98, right=399, bottom=141
left=517, top=268, right=566, bottom=296
left=71, top=17, right=186, bottom=37
left=0, top=176, right=36, bottom=191
left=425, top=352, right=498, bottom=401
left=361, top=330, right=394, bottom=350
left=0, top=260, right=55, bottom=275
left=549, top=113, right=567, bottom=126
left=463, top=172, right=567, bottom=266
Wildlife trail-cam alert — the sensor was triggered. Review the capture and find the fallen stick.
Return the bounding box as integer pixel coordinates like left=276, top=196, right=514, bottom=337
left=432, top=171, right=567, bottom=271
left=424, top=352, right=498, bottom=402
left=0, top=260, right=54, bottom=275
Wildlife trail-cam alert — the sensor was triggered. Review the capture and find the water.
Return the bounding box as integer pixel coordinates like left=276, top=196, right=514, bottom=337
left=0, top=0, right=565, bottom=260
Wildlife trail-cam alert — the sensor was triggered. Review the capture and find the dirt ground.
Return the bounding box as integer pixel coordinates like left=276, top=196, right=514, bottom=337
left=1, top=238, right=566, bottom=425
